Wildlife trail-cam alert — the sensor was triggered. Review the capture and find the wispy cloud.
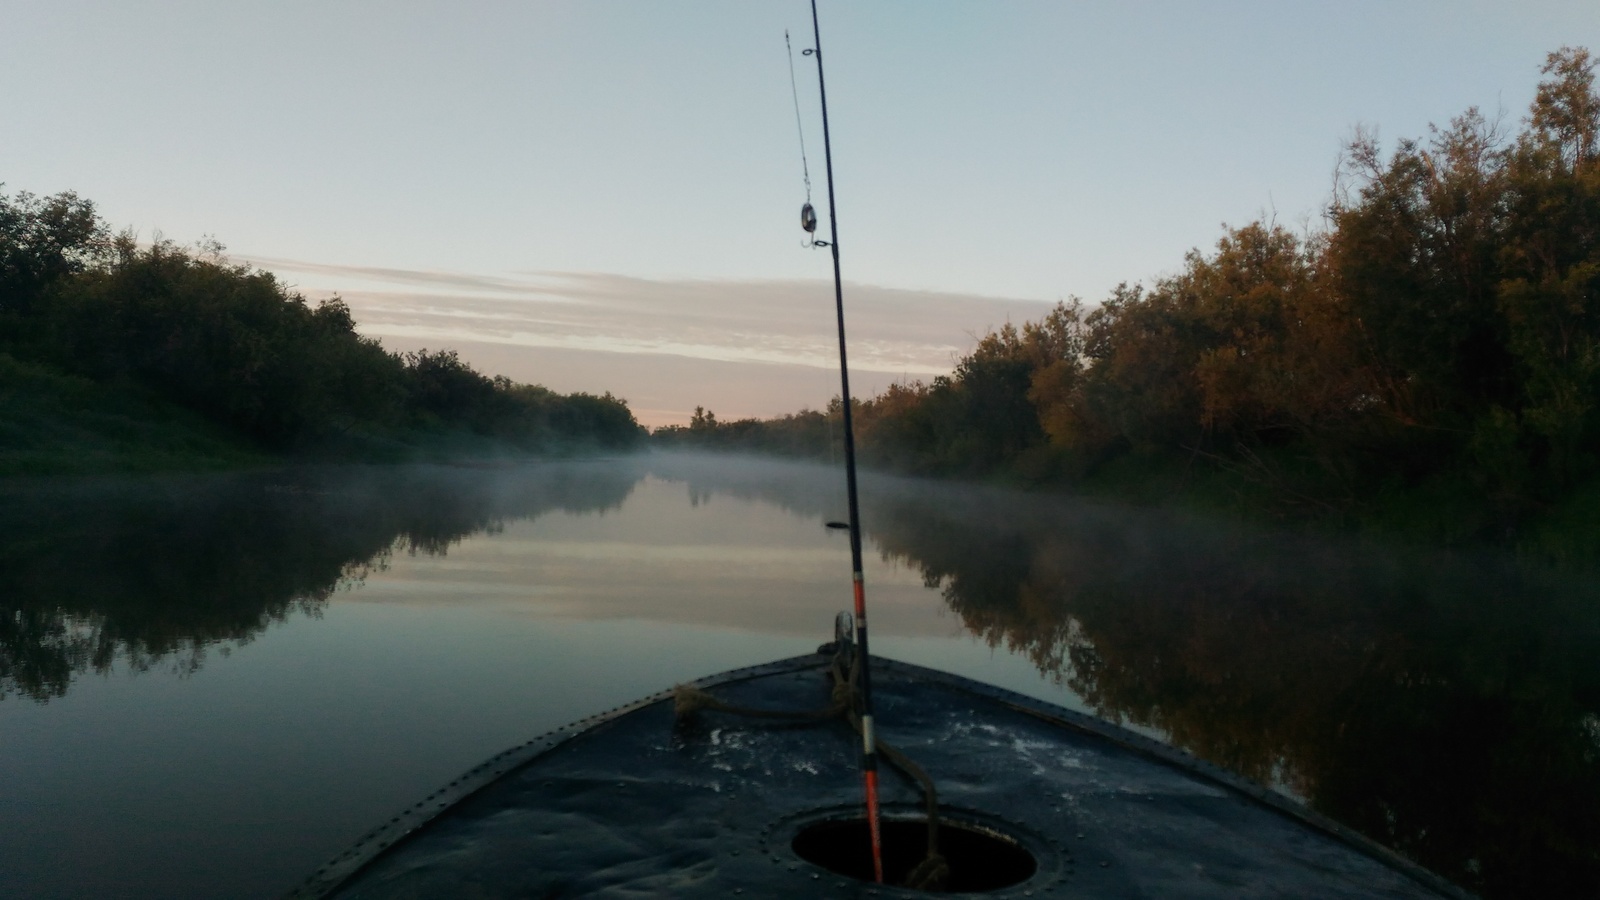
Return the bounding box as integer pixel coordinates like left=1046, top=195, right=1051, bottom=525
left=238, top=255, right=573, bottom=299
left=242, top=256, right=1058, bottom=376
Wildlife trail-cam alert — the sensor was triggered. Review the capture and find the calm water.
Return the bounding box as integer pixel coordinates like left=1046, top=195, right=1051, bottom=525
left=1, top=455, right=1597, bottom=899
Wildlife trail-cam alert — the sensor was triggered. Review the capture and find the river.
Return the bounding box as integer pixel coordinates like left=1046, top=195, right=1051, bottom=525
left=1, top=454, right=1595, bottom=898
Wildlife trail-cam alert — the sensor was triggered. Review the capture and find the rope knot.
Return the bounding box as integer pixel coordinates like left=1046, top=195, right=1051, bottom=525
left=673, top=684, right=716, bottom=718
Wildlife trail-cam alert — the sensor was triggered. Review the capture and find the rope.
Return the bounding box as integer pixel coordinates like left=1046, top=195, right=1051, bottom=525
left=784, top=30, right=814, bottom=205
left=673, top=640, right=950, bottom=891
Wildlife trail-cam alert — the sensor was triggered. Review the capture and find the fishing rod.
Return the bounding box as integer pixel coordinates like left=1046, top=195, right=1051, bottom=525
left=791, top=0, right=886, bottom=883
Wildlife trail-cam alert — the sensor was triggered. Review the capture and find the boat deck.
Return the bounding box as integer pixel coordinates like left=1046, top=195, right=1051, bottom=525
left=292, top=649, right=1468, bottom=898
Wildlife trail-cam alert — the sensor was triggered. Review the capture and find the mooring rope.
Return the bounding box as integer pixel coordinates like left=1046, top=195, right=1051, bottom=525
left=673, top=641, right=950, bottom=891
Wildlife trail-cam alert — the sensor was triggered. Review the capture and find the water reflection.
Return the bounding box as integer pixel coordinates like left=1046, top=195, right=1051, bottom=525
left=654, top=456, right=1600, bottom=898
left=1, top=454, right=1595, bottom=897
left=0, top=461, right=641, bottom=701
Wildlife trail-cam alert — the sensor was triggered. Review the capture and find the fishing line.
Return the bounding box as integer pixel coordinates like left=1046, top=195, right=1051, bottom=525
left=785, top=30, right=814, bottom=206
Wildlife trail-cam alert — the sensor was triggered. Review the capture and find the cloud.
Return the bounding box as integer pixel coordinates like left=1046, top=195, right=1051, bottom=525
left=237, top=255, right=570, bottom=299
left=242, top=255, right=1059, bottom=375
left=236, top=254, right=1063, bottom=425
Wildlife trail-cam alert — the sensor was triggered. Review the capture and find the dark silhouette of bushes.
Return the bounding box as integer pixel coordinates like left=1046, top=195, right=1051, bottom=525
left=0, top=199, right=644, bottom=461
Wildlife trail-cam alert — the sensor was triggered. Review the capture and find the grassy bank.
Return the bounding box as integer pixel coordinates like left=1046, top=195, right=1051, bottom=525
left=0, top=353, right=268, bottom=476
left=1060, top=445, right=1600, bottom=559
left=0, top=353, right=644, bottom=477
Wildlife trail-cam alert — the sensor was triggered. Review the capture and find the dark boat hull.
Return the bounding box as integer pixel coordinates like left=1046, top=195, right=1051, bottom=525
left=291, top=650, right=1468, bottom=898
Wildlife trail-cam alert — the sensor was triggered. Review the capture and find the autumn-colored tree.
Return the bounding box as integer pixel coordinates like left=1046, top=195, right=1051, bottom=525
left=663, top=47, right=1600, bottom=527
left=1496, top=48, right=1600, bottom=486
left=1327, top=111, right=1513, bottom=463
left=1020, top=300, right=1091, bottom=448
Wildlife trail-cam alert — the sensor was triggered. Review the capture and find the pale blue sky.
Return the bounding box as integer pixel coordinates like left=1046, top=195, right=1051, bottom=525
left=5, top=2, right=1597, bottom=424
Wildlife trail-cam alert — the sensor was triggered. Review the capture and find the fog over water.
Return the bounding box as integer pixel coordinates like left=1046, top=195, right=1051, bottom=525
left=1, top=455, right=1596, bottom=898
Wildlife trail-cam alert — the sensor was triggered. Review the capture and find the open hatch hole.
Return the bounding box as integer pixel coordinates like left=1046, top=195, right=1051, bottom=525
left=791, top=815, right=1036, bottom=893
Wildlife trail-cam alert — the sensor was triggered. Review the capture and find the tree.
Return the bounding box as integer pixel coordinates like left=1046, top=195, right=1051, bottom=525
left=689, top=406, right=718, bottom=433
left=1328, top=110, right=1513, bottom=436
left=0, top=188, right=108, bottom=317
left=1495, top=47, right=1600, bottom=485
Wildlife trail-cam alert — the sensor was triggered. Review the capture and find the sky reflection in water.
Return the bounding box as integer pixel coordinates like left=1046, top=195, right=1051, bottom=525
left=0, top=455, right=1596, bottom=899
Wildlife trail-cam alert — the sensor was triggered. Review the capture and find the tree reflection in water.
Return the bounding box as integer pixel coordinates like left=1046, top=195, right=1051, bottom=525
left=656, top=456, right=1600, bottom=899
left=0, top=462, right=641, bottom=702
left=4, top=454, right=1595, bottom=898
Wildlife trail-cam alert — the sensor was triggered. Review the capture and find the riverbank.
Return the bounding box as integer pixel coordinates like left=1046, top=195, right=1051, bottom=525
left=1064, top=446, right=1600, bottom=562
left=0, top=353, right=267, bottom=476
left=646, top=433, right=1600, bottom=561
left=0, top=352, right=642, bottom=477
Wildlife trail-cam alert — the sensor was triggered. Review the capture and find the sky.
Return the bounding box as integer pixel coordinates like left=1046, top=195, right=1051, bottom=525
left=5, top=1, right=1599, bottom=426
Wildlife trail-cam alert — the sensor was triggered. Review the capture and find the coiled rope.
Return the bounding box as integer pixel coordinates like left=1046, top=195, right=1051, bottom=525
left=673, top=640, right=950, bottom=892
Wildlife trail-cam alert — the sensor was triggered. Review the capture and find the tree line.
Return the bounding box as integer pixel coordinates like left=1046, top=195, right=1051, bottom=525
left=657, top=48, right=1600, bottom=537
left=0, top=196, right=643, bottom=462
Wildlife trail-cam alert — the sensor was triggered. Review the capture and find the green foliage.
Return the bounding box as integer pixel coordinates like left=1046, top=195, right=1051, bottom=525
left=38, top=241, right=401, bottom=446
left=0, top=187, right=109, bottom=319
left=0, top=189, right=644, bottom=470
left=0, top=352, right=265, bottom=475
left=659, top=48, right=1600, bottom=544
